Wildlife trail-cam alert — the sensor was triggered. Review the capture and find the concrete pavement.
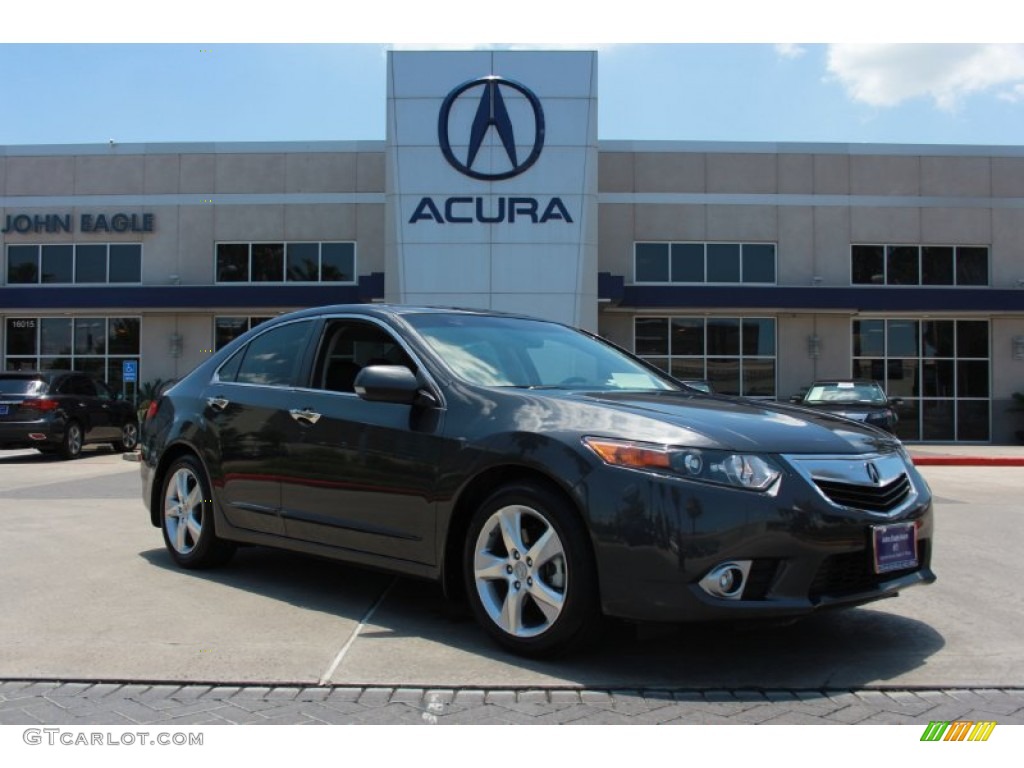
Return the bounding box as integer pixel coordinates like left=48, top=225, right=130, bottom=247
left=1, top=445, right=1023, bottom=724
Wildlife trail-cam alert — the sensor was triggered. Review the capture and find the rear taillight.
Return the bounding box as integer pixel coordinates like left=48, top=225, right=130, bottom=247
left=145, top=399, right=160, bottom=421
left=27, top=398, right=60, bottom=412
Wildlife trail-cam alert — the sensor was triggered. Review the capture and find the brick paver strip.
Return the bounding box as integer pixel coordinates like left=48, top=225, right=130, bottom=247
left=1, top=681, right=1023, bottom=725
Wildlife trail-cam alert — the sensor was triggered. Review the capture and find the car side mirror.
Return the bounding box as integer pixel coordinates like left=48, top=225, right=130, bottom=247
left=890, top=397, right=904, bottom=408
left=354, top=365, right=434, bottom=406
left=789, top=395, right=803, bottom=404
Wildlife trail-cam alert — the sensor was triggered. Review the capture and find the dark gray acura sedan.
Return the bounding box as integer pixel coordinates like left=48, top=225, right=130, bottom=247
left=140, top=305, right=934, bottom=656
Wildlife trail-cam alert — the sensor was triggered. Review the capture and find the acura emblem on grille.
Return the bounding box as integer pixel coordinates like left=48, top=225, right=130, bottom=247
left=866, top=462, right=881, bottom=484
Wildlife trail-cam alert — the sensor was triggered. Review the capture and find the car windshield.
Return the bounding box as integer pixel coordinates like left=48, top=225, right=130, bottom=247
left=0, top=377, right=45, bottom=396
left=804, top=382, right=888, bottom=405
left=406, top=313, right=677, bottom=391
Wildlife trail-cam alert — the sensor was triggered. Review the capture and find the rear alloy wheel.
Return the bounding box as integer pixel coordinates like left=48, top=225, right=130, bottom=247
left=161, top=456, right=235, bottom=569
left=113, top=420, right=139, bottom=452
left=464, top=483, right=600, bottom=657
left=60, top=422, right=83, bottom=460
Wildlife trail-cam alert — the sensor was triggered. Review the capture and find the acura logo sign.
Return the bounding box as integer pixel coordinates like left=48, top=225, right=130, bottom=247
left=438, top=76, right=545, bottom=181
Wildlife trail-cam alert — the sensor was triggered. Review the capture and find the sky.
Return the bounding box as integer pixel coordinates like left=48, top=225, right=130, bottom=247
left=1, top=2, right=1022, bottom=148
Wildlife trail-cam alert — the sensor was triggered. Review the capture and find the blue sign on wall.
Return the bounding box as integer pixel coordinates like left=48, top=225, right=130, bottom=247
left=123, top=360, right=138, bottom=383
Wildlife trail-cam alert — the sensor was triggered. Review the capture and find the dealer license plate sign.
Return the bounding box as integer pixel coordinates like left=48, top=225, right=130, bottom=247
left=872, top=523, right=918, bottom=574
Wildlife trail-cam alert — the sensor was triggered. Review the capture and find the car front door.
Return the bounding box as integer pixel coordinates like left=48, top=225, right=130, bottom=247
left=278, top=317, right=446, bottom=565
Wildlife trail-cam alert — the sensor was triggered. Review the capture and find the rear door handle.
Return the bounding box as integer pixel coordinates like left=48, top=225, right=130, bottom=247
left=289, top=408, right=321, bottom=425
left=206, top=396, right=230, bottom=411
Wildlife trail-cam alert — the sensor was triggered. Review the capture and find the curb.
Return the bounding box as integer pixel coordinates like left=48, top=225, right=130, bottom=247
left=910, top=456, right=1024, bottom=467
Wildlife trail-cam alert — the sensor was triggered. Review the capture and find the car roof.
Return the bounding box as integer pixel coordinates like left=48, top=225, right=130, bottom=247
left=809, top=379, right=881, bottom=386
left=272, top=303, right=560, bottom=325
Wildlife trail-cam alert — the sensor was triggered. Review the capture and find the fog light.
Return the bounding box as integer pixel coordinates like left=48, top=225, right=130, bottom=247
left=698, top=561, right=752, bottom=600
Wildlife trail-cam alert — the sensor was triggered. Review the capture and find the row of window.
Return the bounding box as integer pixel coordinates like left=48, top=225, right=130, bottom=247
left=3, top=240, right=991, bottom=288
left=0, top=312, right=996, bottom=441
left=3, top=241, right=359, bottom=286
left=633, top=242, right=990, bottom=287
left=4, top=316, right=142, bottom=392
left=635, top=243, right=776, bottom=284
left=633, top=315, right=991, bottom=441
left=851, top=319, right=990, bottom=441
left=216, top=242, right=356, bottom=283
left=635, top=316, right=777, bottom=397
left=2, top=315, right=260, bottom=383
left=851, top=245, right=988, bottom=286
left=7, top=244, right=142, bottom=285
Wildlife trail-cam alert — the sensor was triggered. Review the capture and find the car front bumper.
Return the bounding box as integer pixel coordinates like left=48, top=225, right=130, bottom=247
left=582, top=453, right=935, bottom=623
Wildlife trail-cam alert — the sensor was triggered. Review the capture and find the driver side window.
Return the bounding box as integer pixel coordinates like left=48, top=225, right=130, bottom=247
left=312, top=320, right=415, bottom=394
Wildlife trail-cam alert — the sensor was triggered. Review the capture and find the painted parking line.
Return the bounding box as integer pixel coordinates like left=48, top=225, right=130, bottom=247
left=319, top=577, right=399, bottom=686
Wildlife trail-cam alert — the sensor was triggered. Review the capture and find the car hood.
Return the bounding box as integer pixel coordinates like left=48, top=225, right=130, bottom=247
left=563, top=390, right=899, bottom=455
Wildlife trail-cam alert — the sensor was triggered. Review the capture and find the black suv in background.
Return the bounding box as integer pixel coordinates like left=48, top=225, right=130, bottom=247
left=0, top=371, right=139, bottom=459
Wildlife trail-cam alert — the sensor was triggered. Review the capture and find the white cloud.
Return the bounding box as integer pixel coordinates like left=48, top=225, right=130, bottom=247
left=826, top=44, right=1024, bottom=110
left=997, top=83, right=1024, bottom=103
left=775, top=44, right=807, bottom=59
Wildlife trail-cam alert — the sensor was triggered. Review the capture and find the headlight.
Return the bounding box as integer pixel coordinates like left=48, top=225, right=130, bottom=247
left=582, top=437, right=781, bottom=491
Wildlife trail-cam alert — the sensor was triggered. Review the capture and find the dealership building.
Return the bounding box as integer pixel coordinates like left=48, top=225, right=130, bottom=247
left=2, top=49, right=1023, bottom=443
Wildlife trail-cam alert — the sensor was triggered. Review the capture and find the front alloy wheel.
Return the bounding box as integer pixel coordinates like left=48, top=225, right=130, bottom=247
left=160, top=456, right=235, bottom=569
left=464, top=483, right=599, bottom=656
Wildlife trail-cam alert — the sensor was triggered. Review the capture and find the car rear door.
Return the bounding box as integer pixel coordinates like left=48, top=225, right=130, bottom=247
left=58, top=374, right=114, bottom=442
left=201, top=318, right=317, bottom=536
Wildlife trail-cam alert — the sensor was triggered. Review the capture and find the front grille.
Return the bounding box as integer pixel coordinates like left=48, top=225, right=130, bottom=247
left=814, top=473, right=911, bottom=512
left=809, top=541, right=928, bottom=599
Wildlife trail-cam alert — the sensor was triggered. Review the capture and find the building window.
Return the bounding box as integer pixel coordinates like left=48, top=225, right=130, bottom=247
left=5, top=244, right=142, bottom=284
left=634, top=243, right=776, bottom=284
left=4, top=316, right=141, bottom=393
left=852, top=318, right=990, bottom=441
left=634, top=316, right=776, bottom=397
left=214, top=316, right=274, bottom=351
left=215, top=242, right=356, bottom=284
left=851, top=245, right=989, bottom=286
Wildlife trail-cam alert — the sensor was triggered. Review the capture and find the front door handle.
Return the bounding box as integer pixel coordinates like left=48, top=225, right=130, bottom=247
left=289, top=408, right=321, bottom=425
left=206, top=396, right=230, bottom=411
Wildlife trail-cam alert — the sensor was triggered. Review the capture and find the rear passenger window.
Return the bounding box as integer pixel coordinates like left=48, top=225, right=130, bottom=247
left=69, top=376, right=97, bottom=396
left=215, top=349, right=244, bottom=383
left=234, top=320, right=313, bottom=386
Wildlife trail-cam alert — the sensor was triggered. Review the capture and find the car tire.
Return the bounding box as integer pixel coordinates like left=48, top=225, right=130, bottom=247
left=463, top=482, right=601, bottom=657
left=113, top=420, right=139, bottom=452
left=60, top=421, right=83, bottom=460
left=160, top=455, right=236, bottom=570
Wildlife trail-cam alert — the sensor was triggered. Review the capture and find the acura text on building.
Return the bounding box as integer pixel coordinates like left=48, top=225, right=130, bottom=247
left=408, top=196, right=573, bottom=224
